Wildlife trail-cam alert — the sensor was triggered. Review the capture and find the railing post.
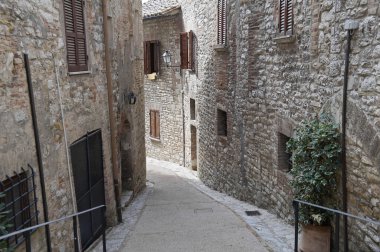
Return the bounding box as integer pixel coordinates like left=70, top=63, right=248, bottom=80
left=73, top=216, right=79, bottom=252
left=293, top=200, right=299, bottom=252
left=335, top=213, right=340, bottom=252
left=25, top=230, right=31, bottom=252
left=102, top=206, right=107, bottom=252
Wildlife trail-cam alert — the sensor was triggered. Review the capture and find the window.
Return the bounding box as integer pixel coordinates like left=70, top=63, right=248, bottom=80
left=278, top=0, right=293, bottom=36
left=190, top=99, right=196, bottom=120
left=0, top=169, right=38, bottom=247
left=150, top=110, right=160, bottom=139
left=278, top=133, right=292, bottom=172
left=180, top=31, right=194, bottom=70
left=63, top=0, right=88, bottom=72
left=217, top=109, right=227, bottom=136
left=144, top=41, right=160, bottom=74
left=217, top=0, right=227, bottom=45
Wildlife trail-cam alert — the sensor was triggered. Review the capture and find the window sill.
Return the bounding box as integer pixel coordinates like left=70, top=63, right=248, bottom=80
left=150, top=137, right=161, bottom=142
left=213, top=44, right=228, bottom=52
left=273, top=34, right=296, bottom=44
left=68, top=70, right=91, bottom=76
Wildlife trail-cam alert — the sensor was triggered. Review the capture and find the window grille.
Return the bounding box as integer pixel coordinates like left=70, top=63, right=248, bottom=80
left=0, top=165, right=38, bottom=248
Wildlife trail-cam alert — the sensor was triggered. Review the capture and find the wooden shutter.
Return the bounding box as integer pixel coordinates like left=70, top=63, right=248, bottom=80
left=144, top=41, right=152, bottom=74
left=217, top=0, right=226, bottom=45
left=188, top=31, right=194, bottom=71
left=286, top=0, right=293, bottom=35
left=64, top=0, right=88, bottom=72
left=153, top=41, right=160, bottom=74
left=155, top=112, right=160, bottom=139
left=279, top=0, right=293, bottom=35
left=180, top=32, right=188, bottom=69
left=150, top=110, right=160, bottom=139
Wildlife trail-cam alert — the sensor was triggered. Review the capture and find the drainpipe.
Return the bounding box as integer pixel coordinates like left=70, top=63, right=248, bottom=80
left=24, top=54, right=52, bottom=252
left=102, top=0, right=123, bottom=223
left=342, top=20, right=358, bottom=252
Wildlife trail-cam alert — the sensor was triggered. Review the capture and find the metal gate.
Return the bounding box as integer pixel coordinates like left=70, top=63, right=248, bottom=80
left=70, top=129, right=106, bottom=250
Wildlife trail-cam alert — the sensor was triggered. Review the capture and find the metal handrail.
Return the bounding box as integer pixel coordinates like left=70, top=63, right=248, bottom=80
left=0, top=205, right=107, bottom=252
left=293, top=199, right=380, bottom=252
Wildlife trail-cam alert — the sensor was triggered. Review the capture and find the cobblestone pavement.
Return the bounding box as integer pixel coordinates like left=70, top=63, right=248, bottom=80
left=91, top=158, right=294, bottom=252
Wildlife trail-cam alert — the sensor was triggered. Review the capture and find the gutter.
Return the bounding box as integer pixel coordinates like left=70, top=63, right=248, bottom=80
left=101, top=0, right=123, bottom=223
left=24, top=54, right=52, bottom=252
left=342, top=20, right=359, bottom=252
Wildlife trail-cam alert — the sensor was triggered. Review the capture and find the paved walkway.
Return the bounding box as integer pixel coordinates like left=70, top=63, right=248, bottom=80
left=91, top=158, right=293, bottom=252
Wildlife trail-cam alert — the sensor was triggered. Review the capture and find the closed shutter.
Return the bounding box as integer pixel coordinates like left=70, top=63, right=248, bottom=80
left=188, top=31, right=194, bottom=71
left=180, top=32, right=188, bottom=69
left=279, top=0, right=293, bottom=35
left=150, top=110, right=160, bottom=139
left=155, top=112, right=160, bottom=139
left=217, top=0, right=227, bottom=45
left=64, top=0, right=88, bottom=72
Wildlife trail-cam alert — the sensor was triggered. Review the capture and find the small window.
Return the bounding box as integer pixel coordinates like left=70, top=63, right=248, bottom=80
left=278, top=0, right=293, bottom=36
left=278, top=133, right=292, bottom=172
left=217, top=0, right=227, bottom=45
left=0, top=169, right=38, bottom=248
left=150, top=110, right=160, bottom=139
left=180, top=31, right=194, bottom=70
left=217, top=109, right=227, bottom=136
left=63, top=0, right=88, bottom=72
left=144, top=40, right=160, bottom=74
left=190, top=99, right=196, bottom=120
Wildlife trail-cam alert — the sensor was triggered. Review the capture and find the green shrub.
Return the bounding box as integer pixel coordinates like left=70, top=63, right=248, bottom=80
left=287, top=115, right=341, bottom=225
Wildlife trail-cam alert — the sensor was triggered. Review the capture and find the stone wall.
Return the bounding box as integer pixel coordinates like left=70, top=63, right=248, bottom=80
left=174, top=0, right=379, bottom=250
left=143, top=13, right=185, bottom=165
left=0, top=0, right=145, bottom=250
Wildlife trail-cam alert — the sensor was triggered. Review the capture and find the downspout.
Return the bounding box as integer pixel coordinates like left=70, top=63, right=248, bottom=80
left=182, top=90, right=186, bottom=167
left=342, top=20, right=358, bottom=252
left=102, top=0, right=123, bottom=223
left=24, top=54, right=52, bottom=252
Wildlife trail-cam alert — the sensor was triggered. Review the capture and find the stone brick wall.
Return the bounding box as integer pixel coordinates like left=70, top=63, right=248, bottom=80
left=0, top=0, right=145, bottom=250
left=143, top=13, right=185, bottom=165
left=174, top=0, right=379, bottom=250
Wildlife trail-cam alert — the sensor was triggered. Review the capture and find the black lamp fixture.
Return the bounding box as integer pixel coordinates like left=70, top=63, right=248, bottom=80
left=127, top=92, right=137, bottom=105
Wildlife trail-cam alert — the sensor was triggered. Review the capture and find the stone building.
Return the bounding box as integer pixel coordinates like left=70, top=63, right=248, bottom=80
left=144, top=0, right=379, bottom=250
left=0, top=0, right=145, bottom=250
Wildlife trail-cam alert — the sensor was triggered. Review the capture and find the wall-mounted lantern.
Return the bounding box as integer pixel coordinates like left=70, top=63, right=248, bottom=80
left=162, top=50, right=172, bottom=67
left=127, top=92, right=137, bottom=105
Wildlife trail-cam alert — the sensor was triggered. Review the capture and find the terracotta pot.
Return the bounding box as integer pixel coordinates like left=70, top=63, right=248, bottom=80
left=299, top=225, right=331, bottom=252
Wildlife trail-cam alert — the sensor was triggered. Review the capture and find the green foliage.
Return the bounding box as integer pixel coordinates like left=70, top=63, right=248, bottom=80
left=287, top=115, right=341, bottom=225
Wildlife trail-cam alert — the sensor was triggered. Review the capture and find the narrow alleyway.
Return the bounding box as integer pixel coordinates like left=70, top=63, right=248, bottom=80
left=118, top=161, right=269, bottom=252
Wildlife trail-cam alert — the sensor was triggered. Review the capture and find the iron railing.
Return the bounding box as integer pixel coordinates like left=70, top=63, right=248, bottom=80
left=0, top=165, right=39, bottom=248
left=0, top=205, right=107, bottom=252
left=293, top=199, right=380, bottom=252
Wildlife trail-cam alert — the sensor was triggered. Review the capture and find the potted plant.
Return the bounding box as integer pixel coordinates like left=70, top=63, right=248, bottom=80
left=286, top=115, right=341, bottom=252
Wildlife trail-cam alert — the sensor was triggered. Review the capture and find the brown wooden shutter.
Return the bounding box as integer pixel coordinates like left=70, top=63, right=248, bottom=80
left=64, top=0, right=88, bottom=72
left=217, top=0, right=226, bottom=45
left=180, top=32, right=188, bottom=69
left=144, top=41, right=152, bottom=74
left=279, top=0, right=293, bottom=35
left=188, top=31, right=194, bottom=71
left=153, top=41, right=160, bottom=74
left=156, top=111, right=160, bottom=139
left=150, top=110, right=155, bottom=137
left=286, top=0, right=293, bottom=35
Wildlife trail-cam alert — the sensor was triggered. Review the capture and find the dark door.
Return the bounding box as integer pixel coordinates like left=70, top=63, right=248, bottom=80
left=70, top=129, right=106, bottom=250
